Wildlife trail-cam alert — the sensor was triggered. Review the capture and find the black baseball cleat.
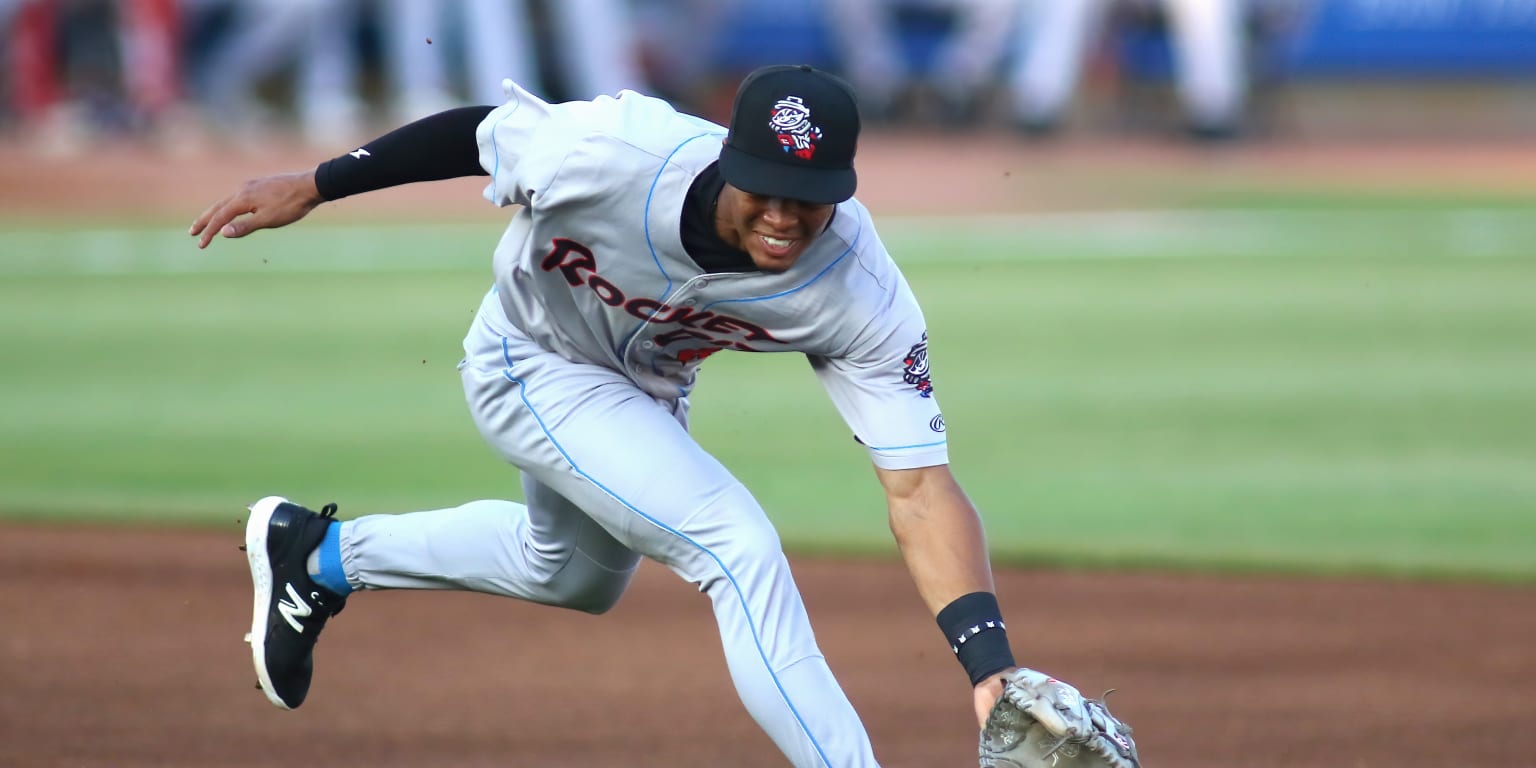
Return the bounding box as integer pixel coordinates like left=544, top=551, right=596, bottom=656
left=244, top=495, right=346, bottom=710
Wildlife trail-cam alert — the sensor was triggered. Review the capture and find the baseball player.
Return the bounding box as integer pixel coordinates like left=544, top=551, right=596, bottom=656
left=191, top=65, right=1138, bottom=767
left=1011, top=0, right=1248, bottom=137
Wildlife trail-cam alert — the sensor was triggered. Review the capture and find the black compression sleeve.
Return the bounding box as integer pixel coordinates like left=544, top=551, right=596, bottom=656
left=313, top=105, right=494, bottom=201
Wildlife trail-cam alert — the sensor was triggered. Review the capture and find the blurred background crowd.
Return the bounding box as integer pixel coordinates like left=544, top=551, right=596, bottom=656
left=2, top=0, right=1534, bottom=155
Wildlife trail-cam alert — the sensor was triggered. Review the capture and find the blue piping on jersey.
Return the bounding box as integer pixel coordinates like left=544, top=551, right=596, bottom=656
left=497, top=335, right=834, bottom=768
left=699, top=203, right=865, bottom=313
left=642, top=132, right=715, bottom=288
left=700, top=241, right=852, bottom=312
left=866, top=438, right=948, bottom=451
left=614, top=131, right=718, bottom=361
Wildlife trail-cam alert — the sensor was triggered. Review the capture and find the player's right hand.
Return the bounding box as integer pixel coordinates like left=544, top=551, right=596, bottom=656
left=190, top=171, right=325, bottom=249
left=974, top=669, right=1013, bottom=729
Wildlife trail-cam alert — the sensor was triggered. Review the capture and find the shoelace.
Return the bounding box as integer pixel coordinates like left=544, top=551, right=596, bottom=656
left=319, top=502, right=340, bottom=519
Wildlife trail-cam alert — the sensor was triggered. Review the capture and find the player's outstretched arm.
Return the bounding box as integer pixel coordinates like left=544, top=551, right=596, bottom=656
left=190, top=171, right=324, bottom=249
left=873, top=463, right=1016, bottom=728
left=190, top=105, right=494, bottom=250
left=879, top=465, right=1146, bottom=765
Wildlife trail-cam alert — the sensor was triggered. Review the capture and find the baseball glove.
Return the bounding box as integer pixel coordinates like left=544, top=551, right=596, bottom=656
left=979, top=668, right=1142, bottom=768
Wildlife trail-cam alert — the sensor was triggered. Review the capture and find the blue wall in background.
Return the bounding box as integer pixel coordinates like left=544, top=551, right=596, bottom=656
left=714, top=0, right=1536, bottom=81
left=1281, top=0, right=1536, bottom=76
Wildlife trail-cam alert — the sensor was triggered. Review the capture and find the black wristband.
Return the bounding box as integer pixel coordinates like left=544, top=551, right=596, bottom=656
left=314, top=105, right=493, bottom=201
left=937, top=592, right=1016, bottom=686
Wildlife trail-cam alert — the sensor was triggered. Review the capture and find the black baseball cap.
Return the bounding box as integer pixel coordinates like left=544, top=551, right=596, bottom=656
left=719, top=64, right=860, bottom=205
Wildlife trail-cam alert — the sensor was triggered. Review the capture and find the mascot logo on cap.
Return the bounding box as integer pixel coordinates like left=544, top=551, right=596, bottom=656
left=769, top=96, right=822, bottom=160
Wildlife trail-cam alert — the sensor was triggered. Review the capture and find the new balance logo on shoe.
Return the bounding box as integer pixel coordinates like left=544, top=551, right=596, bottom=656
left=278, top=582, right=314, bottom=632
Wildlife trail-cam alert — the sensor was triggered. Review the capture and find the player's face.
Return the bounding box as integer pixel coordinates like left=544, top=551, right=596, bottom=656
left=717, top=185, right=836, bottom=273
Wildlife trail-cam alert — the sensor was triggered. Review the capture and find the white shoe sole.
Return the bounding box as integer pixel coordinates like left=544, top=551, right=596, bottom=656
left=245, top=495, right=292, bottom=710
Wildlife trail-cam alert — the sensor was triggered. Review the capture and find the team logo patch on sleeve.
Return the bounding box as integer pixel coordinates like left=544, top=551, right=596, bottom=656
left=770, top=96, right=823, bottom=160
left=902, top=332, right=933, bottom=398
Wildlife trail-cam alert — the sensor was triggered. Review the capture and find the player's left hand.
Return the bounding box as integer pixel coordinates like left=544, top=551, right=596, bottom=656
left=190, top=171, right=325, bottom=249
left=978, top=668, right=1142, bottom=767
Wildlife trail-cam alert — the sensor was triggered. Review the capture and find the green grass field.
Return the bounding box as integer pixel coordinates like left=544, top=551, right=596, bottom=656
left=3, top=206, right=1534, bottom=581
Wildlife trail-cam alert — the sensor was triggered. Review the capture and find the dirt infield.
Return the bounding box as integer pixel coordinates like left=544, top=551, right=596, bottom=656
left=1, top=521, right=1532, bottom=768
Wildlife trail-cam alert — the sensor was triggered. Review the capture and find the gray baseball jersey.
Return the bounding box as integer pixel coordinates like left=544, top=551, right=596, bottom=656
left=336, top=83, right=946, bottom=767
left=477, top=81, right=947, bottom=470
